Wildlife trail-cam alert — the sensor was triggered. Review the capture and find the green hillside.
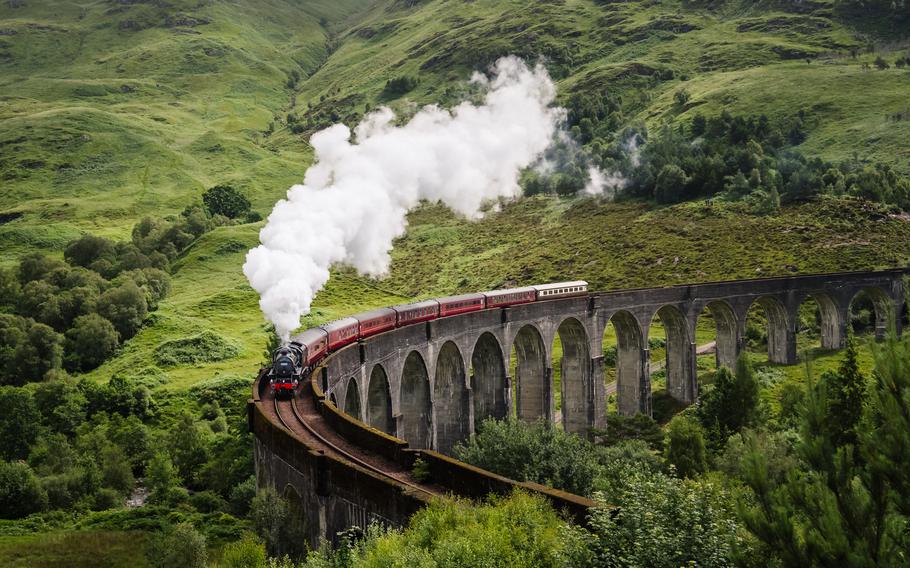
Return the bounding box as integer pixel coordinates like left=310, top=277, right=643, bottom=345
left=1, top=0, right=908, bottom=388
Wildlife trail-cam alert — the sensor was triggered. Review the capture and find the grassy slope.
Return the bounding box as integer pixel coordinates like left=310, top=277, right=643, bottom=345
left=1, top=0, right=906, bottom=394
left=0, top=0, right=370, bottom=258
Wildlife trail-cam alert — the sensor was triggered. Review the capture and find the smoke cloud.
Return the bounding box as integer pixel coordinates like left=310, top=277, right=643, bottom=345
left=244, top=57, right=570, bottom=340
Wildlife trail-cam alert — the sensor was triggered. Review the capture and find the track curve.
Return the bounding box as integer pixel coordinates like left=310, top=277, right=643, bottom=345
left=264, top=384, right=441, bottom=498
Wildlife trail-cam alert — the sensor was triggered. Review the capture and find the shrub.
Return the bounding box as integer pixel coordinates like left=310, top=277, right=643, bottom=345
left=229, top=476, right=257, bottom=516
left=598, top=412, right=665, bottom=451
left=93, top=487, right=123, bottom=511
left=0, top=461, right=48, bottom=519
left=455, top=418, right=602, bottom=496
left=189, top=490, right=226, bottom=513
left=146, top=522, right=208, bottom=568
left=202, top=185, right=251, bottom=219
left=146, top=451, right=180, bottom=505
left=586, top=471, right=749, bottom=566
left=303, top=492, right=581, bottom=568
left=154, top=331, right=240, bottom=367
left=664, top=415, right=707, bottom=478
left=221, top=533, right=267, bottom=568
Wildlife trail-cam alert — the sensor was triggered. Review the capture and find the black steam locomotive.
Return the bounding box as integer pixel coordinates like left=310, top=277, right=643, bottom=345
left=268, top=344, right=304, bottom=397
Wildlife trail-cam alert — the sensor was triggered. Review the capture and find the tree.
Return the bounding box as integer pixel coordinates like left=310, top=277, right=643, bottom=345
left=169, top=412, right=209, bottom=486
left=64, top=234, right=115, bottom=268
left=250, top=486, right=290, bottom=558
left=0, top=461, right=48, bottom=519
left=65, top=314, right=120, bottom=371
left=99, top=280, right=148, bottom=340
left=0, top=386, right=41, bottom=460
left=202, top=185, right=251, bottom=219
left=33, top=379, right=87, bottom=436
left=738, top=332, right=910, bottom=565
left=820, top=332, right=866, bottom=448
left=17, top=253, right=64, bottom=284
left=100, top=443, right=134, bottom=496
left=654, top=164, right=689, bottom=204
left=697, top=356, right=760, bottom=447
left=664, top=415, right=707, bottom=478
left=146, top=451, right=180, bottom=505
left=874, top=56, right=890, bottom=70
left=146, top=523, right=208, bottom=568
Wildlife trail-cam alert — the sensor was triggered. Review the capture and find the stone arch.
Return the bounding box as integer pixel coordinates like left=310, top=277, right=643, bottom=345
left=434, top=341, right=470, bottom=454
left=281, top=484, right=308, bottom=556
left=555, top=317, right=591, bottom=433
left=747, top=296, right=792, bottom=364
left=400, top=351, right=432, bottom=449
left=511, top=324, right=549, bottom=422
left=344, top=377, right=361, bottom=421
left=700, top=300, right=738, bottom=370
left=655, top=305, right=696, bottom=404
left=470, top=332, right=507, bottom=427
left=798, top=292, right=844, bottom=350
left=608, top=310, right=648, bottom=416
left=367, top=364, right=394, bottom=435
left=850, top=287, right=894, bottom=339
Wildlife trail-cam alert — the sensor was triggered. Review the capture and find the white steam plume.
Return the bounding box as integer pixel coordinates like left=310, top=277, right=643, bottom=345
left=244, top=57, right=567, bottom=341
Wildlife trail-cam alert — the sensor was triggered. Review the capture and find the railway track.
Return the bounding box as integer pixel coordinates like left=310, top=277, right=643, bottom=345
left=270, top=391, right=438, bottom=497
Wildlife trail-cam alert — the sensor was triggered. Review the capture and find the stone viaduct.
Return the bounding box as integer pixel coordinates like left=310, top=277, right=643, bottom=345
left=321, top=269, right=904, bottom=451
left=251, top=269, right=905, bottom=543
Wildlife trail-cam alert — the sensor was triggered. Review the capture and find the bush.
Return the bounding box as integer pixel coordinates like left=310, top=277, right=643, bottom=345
left=229, top=476, right=257, bottom=516
left=598, top=412, right=665, bottom=451
left=146, top=522, right=208, bottom=568
left=202, top=185, right=251, bottom=219
left=221, top=533, right=267, bottom=568
left=303, top=492, right=582, bottom=568
left=93, top=487, right=123, bottom=511
left=146, top=451, right=180, bottom=505
left=0, top=461, right=48, bottom=519
left=455, top=418, right=602, bottom=496
left=664, top=415, right=707, bottom=478
left=154, top=331, right=240, bottom=367
left=189, top=489, right=226, bottom=513
left=586, top=471, right=750, bottom=566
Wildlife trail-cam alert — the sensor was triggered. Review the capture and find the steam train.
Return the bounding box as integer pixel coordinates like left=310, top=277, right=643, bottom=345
left=268, top=281, right=588, bottom=396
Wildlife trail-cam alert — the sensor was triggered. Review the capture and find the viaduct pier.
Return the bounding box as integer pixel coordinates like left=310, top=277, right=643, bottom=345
left=249, top=269, right=906, bottom=546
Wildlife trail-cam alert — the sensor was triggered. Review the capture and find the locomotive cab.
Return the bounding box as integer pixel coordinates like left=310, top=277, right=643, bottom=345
left=269, top=345, right=303, bottom=397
